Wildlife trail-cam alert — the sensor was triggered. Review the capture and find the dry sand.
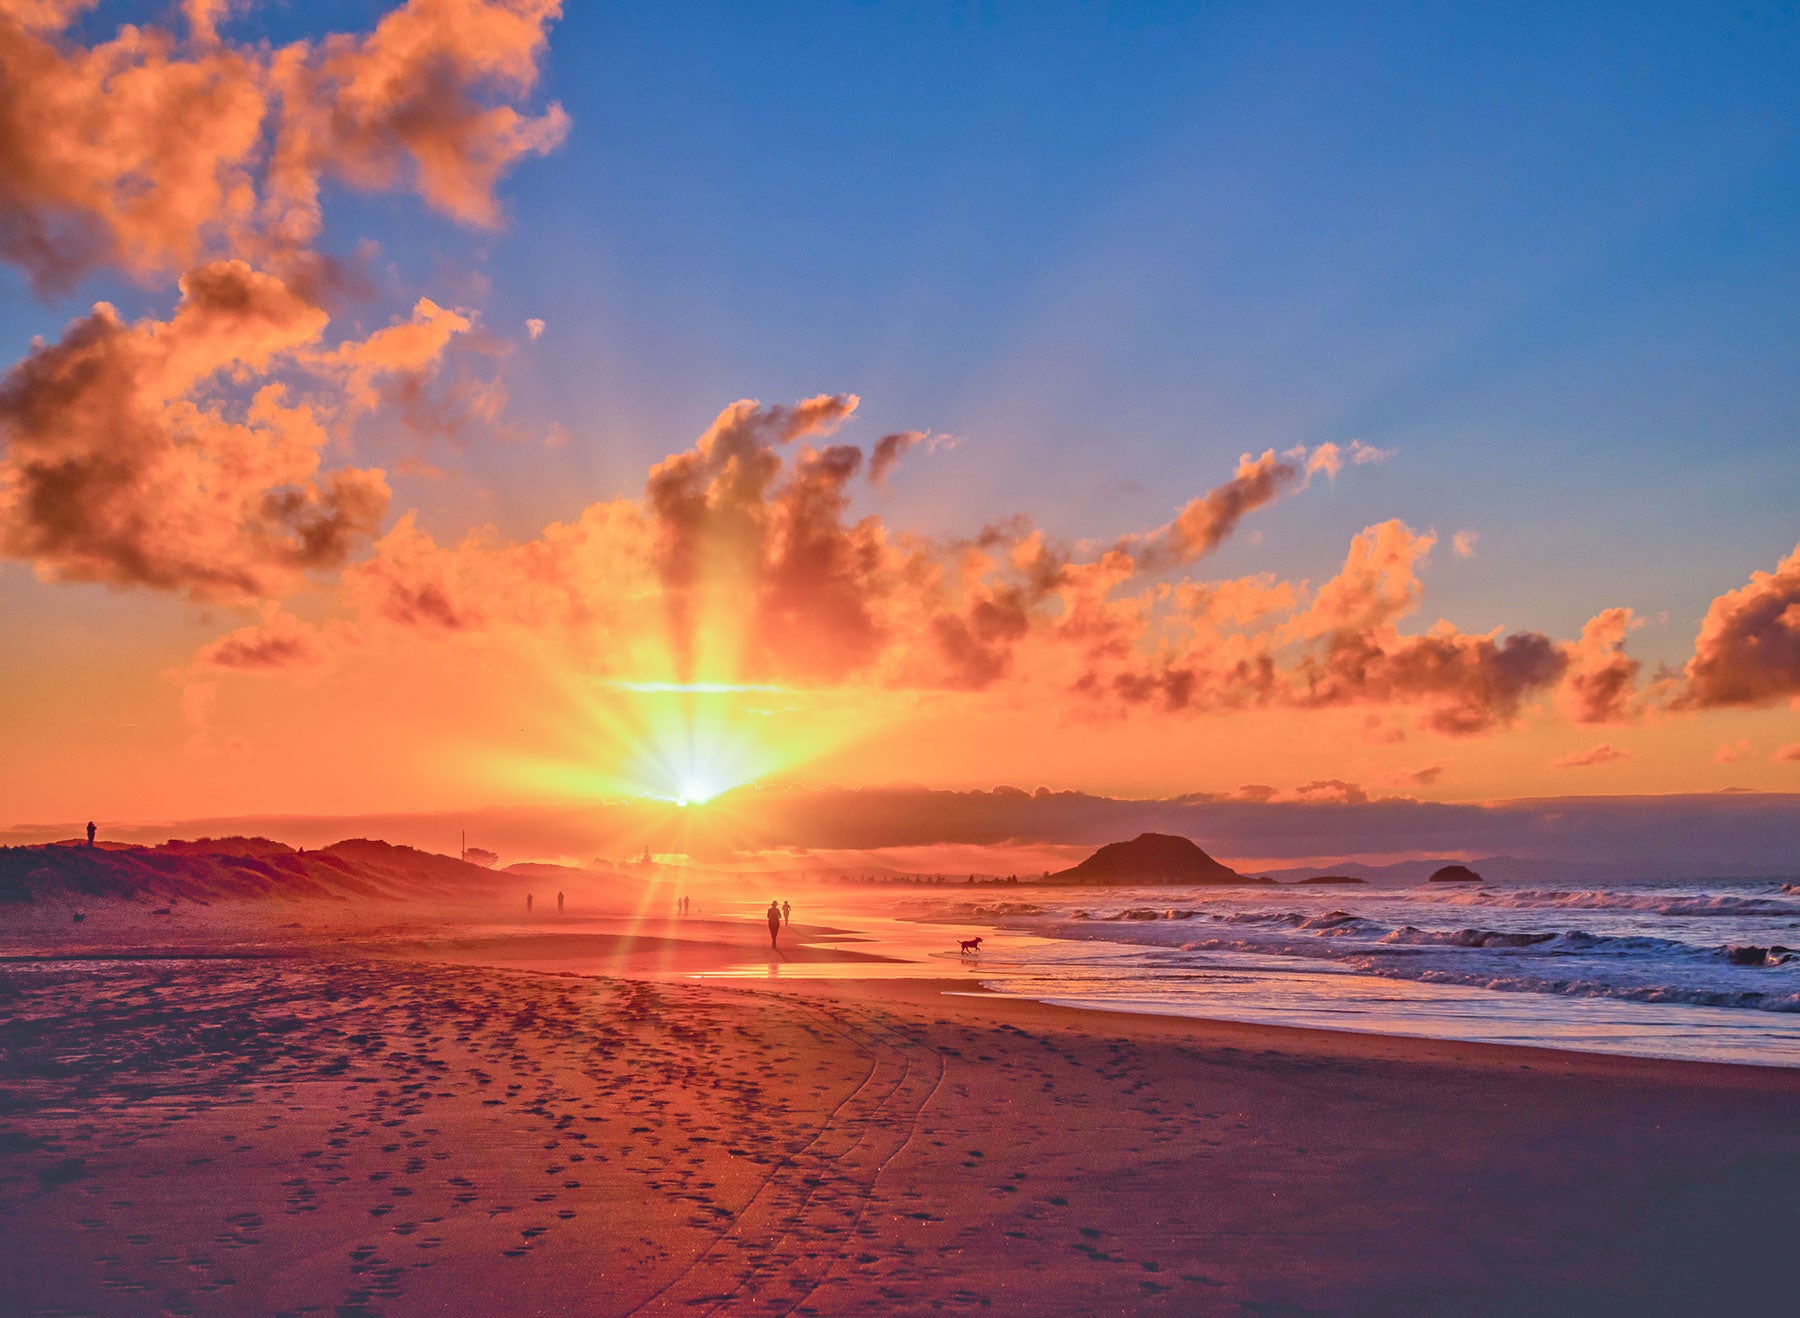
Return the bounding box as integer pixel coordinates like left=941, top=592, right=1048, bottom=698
left=1, top=914, right=1796, bottom=1315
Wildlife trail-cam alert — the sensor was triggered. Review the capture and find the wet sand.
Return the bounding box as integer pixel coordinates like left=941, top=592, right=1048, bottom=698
left=1, top=918, right=1796, bottom=1315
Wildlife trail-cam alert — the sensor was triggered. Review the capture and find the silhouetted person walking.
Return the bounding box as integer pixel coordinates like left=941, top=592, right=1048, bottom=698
left=526, top=893, right=534, bottom=914
left=766, top=900, right=782, bottom=950
left=782, top=900, right=791, bottom=927
left=86, top=821, right=95, bottom=848
left=556, top=890, right=564, bottom=914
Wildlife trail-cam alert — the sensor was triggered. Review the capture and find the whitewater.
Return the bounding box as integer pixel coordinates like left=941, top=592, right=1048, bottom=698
left=914, top=875, right=1800, bottom=1067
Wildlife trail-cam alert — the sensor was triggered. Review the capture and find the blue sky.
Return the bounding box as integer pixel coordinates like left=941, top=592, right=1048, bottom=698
left=487, top=3, right=1790, bottom=650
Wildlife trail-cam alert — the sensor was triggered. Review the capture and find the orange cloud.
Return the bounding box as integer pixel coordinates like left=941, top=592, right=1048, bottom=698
left=318, top=298, right=476, bottom=408
left=1126, top=448, right=1305, bottom=571
left=266, top=0, right=568, bottom=244
left=313, top=296, right=508, bottom=449
left=868, top=430, right=924, bottom=484
left=1285, top=519, right=1433, bottom=638
left=237, top=400, right=1328, bottom=701
left=644, top=394, right=864, bottom=681
left=1774, top=743, right=1800, bottom=764
left=1292, top=623, right=1567, bottom=736
left=342, top=499, right=656, bottom=643
left=0, top=2, right=94, bottom=35
left=1174, top=574, right=1298, bottom=629
left=1714, top=739, right=1750, bottom=764
left=1288, top=778, right=1370, bottom=804
left=256, top=403, right=1588, bottom=742
left=193, top=604, right=336, bottom=671
left=1560, top=606, right=1641, bottom=723
left=0, top=261, right=391, bottom=599
left=183, top=0, right=227, bottom=45
left=1679, top=544, right=1800, bottom=708
left=0, top=0, right=565, bottom=293
left=1094, top=519, right=1569, bottom=733
left=1551, top=742, right=1628, bottom=769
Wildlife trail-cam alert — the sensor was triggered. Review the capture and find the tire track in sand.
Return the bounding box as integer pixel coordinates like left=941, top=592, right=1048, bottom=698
left=625, top=996, right=944, bottom=1317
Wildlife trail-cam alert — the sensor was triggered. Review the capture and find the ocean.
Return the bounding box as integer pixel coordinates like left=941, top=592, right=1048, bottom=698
left=908, top=875, right=1800, bottom=1067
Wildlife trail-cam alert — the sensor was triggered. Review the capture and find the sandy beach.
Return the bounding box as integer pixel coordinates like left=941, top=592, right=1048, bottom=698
left=2, top=912, right=1797, bottom=1316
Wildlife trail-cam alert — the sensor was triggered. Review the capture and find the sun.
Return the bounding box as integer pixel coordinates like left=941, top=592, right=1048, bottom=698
left=674, top=773, right=720, bottom=808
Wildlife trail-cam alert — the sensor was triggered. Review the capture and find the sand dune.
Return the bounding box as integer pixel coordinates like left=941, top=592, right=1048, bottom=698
left=0, top=837, right=641, bottom=909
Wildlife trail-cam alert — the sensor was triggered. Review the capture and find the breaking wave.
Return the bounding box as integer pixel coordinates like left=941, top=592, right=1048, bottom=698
left=1427, top=889, right=1800, bottom=918
left=1015, top=891, right=1800, bottom=1013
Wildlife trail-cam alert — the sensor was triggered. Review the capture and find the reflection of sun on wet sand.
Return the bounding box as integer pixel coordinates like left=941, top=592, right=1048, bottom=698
left=1, top=905, right=1797, bottom=1314
left=386, top=915, right=908, bottom=979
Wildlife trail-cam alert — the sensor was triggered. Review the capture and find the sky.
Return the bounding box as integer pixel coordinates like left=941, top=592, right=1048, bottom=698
left=1, top=1, right=1797, bottom=856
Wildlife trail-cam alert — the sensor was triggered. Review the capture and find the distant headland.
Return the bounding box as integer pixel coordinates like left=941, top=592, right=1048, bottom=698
left=1046, top=833, right=1268, bottom=886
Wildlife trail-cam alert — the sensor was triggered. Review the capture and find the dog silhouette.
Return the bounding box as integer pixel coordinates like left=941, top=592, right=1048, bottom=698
left=958, top=936, right=982, bottom=954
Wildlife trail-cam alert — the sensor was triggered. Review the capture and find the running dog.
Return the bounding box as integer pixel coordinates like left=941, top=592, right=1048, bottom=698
left=958, top=936, right=983, bottom=955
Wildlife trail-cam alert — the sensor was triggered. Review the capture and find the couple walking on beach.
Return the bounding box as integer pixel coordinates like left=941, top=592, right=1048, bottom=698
left=766, top=899, right=791, bottom=949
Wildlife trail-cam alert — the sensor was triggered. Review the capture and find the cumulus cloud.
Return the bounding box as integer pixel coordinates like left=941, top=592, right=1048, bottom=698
left=0, top=0, right=566, bottom=293
left=1126, top=448, right=1308, bottom=571
left=1293, top=624, right=1568, bottom=736
left=1561, top=607, right=1641, bottom=723
left=1551, top=742, right=1628, bottom=769
left=1174, top=574, right=1298, bottom=629
left=260, top=399, right=1592, bottom=741
left=1294, top=438, right=1391, bottom=482
left=1088, top=517, right=1572, bottom=736
left=644, top=394, right=864, bottom=681
left=317, top=298, right=476, bottom=408
left=1679, top=544, right=1800, bottom=708
left=341, top=498, right=654, bottom=644
left=193, top=604, right=336, bottom=671
left=1285, top=520, right=1433, bottom=639
left=313, top=296, right=507, bottom=448
left=1452, top=530, right=1478, bottom=558
left=0, top=261, right=392, bottom=599
left=868, top=430, right=924, bottom=485
left=0, top=3, right=564, bottom=602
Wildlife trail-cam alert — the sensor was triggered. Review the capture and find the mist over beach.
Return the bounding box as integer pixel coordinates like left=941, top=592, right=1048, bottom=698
left=3, top=1, right=1799, bottom=1314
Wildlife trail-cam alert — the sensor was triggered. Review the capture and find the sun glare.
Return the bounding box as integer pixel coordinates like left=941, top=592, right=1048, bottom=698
left=463, top=606, right=902, bottom=850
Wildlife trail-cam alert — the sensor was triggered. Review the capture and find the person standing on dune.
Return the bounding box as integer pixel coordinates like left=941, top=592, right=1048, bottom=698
left=766, top=900, right=782, bottom=950
left=86, top=821, right=95, bottom=848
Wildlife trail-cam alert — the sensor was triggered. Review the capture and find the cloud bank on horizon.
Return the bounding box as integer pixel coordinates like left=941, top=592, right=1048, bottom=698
left=0, top=1, right=1796, bottom=821
left=8, top=786, right=1794, bottom=882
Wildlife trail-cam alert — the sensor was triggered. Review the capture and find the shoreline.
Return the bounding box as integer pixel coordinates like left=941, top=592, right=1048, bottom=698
left=8, top=901, right=1800, bottom=1072
left=772, top=974, right=1800, bottom=1089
